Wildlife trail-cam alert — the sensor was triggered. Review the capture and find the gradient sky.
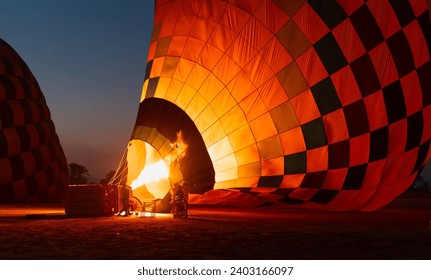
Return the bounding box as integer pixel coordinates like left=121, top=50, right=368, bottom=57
left=1, top=0, right=155, bottom=181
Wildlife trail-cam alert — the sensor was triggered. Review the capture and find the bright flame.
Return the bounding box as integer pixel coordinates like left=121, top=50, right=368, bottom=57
left=131, top=160, right=169, bottom=189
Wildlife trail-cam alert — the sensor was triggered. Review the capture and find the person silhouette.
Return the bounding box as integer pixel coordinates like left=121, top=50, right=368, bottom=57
left=117, top=185, right=130, bottom=217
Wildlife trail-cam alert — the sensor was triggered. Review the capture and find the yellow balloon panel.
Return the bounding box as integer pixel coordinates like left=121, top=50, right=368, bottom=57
left=176, top=83, right=195, bottom=111
left=235, top=177, right=259, bottom=188
left=173, top=58, right=196, bottom=82
left=201, top=120, right=226, bottom=148
left=215, top=167, right=238, bottom=182
left=238, top=162, right=261, bottom=178
left=234, top=144, right=260, bottom=166
left=212, top=153, right=238, bottom=173
left=185, top=93, right=209, bottom=122
left=153, top=77, right=170, bottom=99
left=220, top=106, right=248, bottom=135
left=195, top=105, right=218, bottom=133
left=207, top=136, right=234, bottom=162
left=228, top=124, right=256, bottom=151
left=165, top=79, right=184, bottom=103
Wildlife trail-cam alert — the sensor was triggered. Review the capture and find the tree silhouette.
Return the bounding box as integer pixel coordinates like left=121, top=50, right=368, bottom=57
left=99, top=170, right=116, bottom=184
left=69, top=163, right=89, bottom=185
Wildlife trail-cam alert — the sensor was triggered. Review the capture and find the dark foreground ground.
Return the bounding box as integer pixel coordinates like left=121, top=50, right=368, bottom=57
left=0, top=198, right=430, bottom=260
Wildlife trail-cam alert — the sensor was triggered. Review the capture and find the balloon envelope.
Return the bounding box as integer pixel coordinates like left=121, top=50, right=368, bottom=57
left=0, top=39, right=69, bottom=203
left=122, top=0, right=431, bottom=211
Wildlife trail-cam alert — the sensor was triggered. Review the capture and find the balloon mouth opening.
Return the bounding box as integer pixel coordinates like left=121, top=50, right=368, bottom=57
left=129, top=97, right=216, bottom=195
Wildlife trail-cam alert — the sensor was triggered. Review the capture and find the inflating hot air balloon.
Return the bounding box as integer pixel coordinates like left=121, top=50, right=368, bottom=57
left=114, top=0, right=431, bottom=211
left=0, top=39, right=69, bottom=203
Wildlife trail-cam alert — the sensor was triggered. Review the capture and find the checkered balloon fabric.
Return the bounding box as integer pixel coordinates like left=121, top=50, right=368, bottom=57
left=127, top=0, right=431, bottom=211
left=0, top=39, right=69, bottom=202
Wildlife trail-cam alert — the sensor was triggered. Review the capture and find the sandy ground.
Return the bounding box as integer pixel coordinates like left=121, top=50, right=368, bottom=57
left=0, top=198, right=430, bottom=260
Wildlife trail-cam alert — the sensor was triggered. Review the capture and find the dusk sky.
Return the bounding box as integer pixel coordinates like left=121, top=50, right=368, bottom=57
left=1, top=0, right=155, bottom=181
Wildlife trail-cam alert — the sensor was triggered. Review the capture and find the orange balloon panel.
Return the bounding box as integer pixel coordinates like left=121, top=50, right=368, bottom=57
left=127, top=0, right=431, bottom=211
left=0, top=39, right=68, bottom=203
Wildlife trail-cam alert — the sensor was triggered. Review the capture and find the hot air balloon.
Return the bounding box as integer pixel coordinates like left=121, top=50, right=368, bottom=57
left=0, top=39, right=69, bottom=203
left=114, top=0, right=431, bottom=211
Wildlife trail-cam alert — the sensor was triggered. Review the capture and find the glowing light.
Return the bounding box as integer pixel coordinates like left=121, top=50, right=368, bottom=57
left=138, top=212, right=171, bottom=218
left=131, top=160, right=169, bottom=189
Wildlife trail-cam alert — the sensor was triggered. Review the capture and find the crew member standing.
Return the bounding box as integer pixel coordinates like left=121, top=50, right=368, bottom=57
left=118, top=185, right=130, bottom=216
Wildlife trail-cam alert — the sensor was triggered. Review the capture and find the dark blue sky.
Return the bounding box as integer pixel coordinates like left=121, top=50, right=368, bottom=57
left=1, top=0, right=155, bottom=181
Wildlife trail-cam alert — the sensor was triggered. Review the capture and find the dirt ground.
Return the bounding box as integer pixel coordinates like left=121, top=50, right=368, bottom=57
left=0, top=198, right=430, bottom=260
